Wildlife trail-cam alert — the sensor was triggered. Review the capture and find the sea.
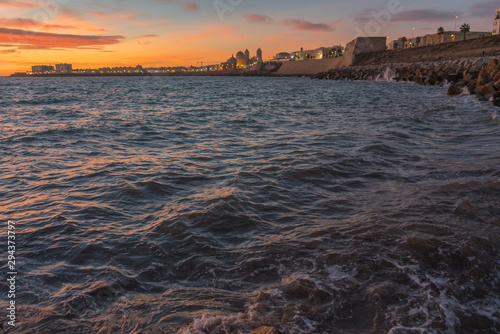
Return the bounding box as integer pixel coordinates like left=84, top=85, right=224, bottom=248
left=0, top=76, right=499, bottom=334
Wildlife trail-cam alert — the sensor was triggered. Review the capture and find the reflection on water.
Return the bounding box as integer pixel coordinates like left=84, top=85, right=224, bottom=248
left=0, top=77, right=499, bottom=333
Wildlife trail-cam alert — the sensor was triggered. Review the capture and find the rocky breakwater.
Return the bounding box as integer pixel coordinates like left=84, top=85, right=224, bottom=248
left=313, top=57, right=500, bottom=106
left=447, top=58, right=500, bottom=106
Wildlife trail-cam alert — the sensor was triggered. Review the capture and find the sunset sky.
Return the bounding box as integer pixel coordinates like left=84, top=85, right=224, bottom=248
left=0, top=0, right=496, bottom=75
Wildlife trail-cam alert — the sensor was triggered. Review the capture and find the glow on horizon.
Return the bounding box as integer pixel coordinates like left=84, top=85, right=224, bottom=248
left=0, top=0, right=495, bottom=75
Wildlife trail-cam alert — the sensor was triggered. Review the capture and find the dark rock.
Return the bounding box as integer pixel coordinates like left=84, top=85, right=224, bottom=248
left=494, top=79, right=500, bottom=91
left=448, top=80, right=469, bottom=95
left=466, top=79, right=478, bottom=94
left=480, top=82, right=497, bottom=98
left=493, top=71, right=500, bottom=82
left=447, top=73, right=458, bottom=82
left=477, top=67, right=492, bottom=86
left=486, top=59, right=499, bottom=78
left=463, top=73, right=473, bottom=82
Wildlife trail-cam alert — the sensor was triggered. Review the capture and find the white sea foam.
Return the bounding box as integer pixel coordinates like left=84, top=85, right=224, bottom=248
left=375, top=67, right=395, bottom=82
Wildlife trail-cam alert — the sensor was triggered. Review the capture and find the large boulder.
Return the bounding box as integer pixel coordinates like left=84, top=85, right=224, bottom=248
left=466, top=79, right=478, bottom=94
left=447, top=80, right=468, bottom=95
left=477, top=67, right=492, bottom=86
left=480, top=82, right=497, bottom=98
left=486, top=59, right=500, bottom=78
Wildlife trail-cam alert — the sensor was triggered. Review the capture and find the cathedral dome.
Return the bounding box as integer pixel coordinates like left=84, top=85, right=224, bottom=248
left=236, top=51, right=248, bottom=68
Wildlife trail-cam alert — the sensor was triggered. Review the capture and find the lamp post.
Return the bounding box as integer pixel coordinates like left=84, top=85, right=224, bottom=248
left=453, top=16, right=458, bottom=41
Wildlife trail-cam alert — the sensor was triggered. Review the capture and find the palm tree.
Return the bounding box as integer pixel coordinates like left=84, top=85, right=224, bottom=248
left=437, top=27, right=445, bottom=44
left=401, top=36, right=407, bottom=49
left=393, top=42, right=399, bottom=50
left=416, top=37, right=421, bottom=47
left=460, top=23, right=471, bottom=40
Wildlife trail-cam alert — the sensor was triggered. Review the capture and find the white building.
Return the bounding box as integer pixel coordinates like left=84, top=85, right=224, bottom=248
left=32, top=65, right=54, bottom=74
left=55, top=63, right=73, bottom=73
left=494, top=8, right=500, bottom=35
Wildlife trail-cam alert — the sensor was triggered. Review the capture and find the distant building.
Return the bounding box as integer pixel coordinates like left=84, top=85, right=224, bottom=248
left=221, top=55, right=237, bottom=70
left=390, top=31, right=492, bottom=49
left=494, top=8, right=500, bottom=35
left=31, top=65, right=54, bottom=74
left=55, top=63, right=72, bottom=73
left=256, top=48, right=263, bottom=62
left=272, top=52, right=292, bottom=62
left=291, top=46, right=343, bottom=61
left=220, top=48, right=262, bottom=70
left=236, top=51, right=248, bottom=68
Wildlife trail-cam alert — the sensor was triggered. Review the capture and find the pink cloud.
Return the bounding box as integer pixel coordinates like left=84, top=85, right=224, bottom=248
left=243, top=14, right=274, bottom=24
left=181, top=1, right=199, bottom=13
left=150, top=0, right=199, bottom=13
left=0, top=18, right=76, bottom=30
left=281, top=19, right=335, bottom=32
left=137, top=34, right=160, bottom=38
left=0, top=0, right=38, bottom=9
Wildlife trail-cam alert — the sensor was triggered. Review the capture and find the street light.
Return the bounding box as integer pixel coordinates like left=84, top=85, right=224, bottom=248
left=453, top=16, right=458, bottom=41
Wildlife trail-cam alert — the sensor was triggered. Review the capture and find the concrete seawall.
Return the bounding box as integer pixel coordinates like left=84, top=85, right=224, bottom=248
left=275, top=57, right=348, bottom=76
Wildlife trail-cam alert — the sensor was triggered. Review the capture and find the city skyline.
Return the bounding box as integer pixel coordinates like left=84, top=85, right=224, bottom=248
left=0, top=0, right=496, bottom=75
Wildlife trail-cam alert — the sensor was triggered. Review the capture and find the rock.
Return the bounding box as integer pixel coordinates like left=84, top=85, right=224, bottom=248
left=480, top=82, right=497, bottom=98
left=463, top=73, right=473, bottom=82
left=251, top=326, right=281, bottom=334
left=486, top=59, right=499, bottom=78
left=447, top=81, right=467, bottom=95
left=477, top=67, right=492, bottom=86
left=494, top=71, right=500, bottom=82
left=494, top=79, right=500, bottom=91
left=466, top=79, right=478, bottom=93
left=447, top=73, right=458, bottom=83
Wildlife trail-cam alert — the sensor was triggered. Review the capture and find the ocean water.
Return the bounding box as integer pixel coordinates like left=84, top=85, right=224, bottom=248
left=0, top=76, right=499, bottom=334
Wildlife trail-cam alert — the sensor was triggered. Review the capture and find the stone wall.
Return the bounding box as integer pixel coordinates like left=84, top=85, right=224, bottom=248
left=276, top=37, right=387, bottom=76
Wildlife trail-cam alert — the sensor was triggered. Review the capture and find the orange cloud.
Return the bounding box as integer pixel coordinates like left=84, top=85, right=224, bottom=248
left=0, top=27, right=124, bottom=48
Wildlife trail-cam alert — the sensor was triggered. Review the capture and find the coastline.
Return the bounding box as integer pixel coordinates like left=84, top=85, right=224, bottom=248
left=8, top=35, right=500, bottom=107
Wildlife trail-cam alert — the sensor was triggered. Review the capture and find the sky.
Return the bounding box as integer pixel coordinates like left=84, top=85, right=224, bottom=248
left=0, top=0, right=497, bottom=75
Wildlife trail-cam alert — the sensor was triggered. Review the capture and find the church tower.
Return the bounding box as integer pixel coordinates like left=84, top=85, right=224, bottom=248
left=256, top=48, right=263, bottom=62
